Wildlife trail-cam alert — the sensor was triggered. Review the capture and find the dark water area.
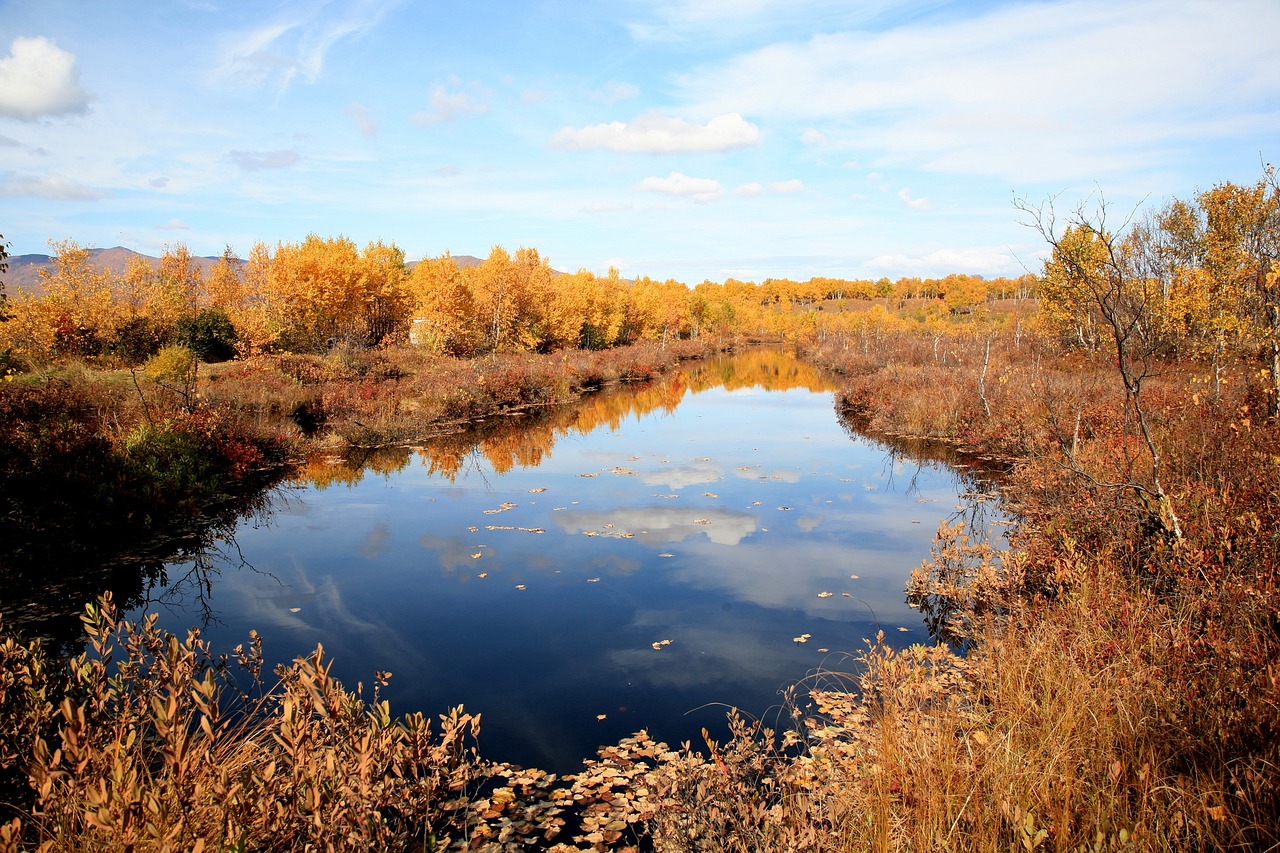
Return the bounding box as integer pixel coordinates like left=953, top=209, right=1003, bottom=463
left=3, top=350, right=1005, bottom=773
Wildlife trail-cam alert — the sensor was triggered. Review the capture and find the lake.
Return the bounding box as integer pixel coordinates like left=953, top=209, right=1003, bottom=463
left=135, top=350, right=999, bottom=772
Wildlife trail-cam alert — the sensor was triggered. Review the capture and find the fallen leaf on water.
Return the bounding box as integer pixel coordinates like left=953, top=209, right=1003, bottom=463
left=693, top=518, right=711, bottom=525
left=751, top=501, right=762, bottom=506
left=517, top=527, right=545, bottom=534
left=817, top=648, right=830, bottom=653
left=793, top=633, right=812, bottom=644
left=703, top=492, right=718, bottom=498
left=777, top=506, right=792, bottom=511
left=528, top=487, right=547, bottom=493
left=849, top=574, right=860, bottom=579
left=897, top=626, right=910, bottom=632
left=579, top=472, right=600, bottom=478
left=515, top=584, right=527, bottom=591
left=597, top=714, right=607, bottom=721
left=842, top=593, right=851, bottom=597
left=654, top=494, right=679, bottom=499
left=817, top=591, right=834, bottom=598
left=609, top=467, right=636, bottom=476
left=659, top=553, right=674, bottom=558
left=477, top=572, right=488, bottom=578
left=470, top=552, right=483, bottom=559
left=467, top=526, right=478, bottom=532
left=587, top=577, right=600, bottom=583
left=288, top=607, right=301, bottom=613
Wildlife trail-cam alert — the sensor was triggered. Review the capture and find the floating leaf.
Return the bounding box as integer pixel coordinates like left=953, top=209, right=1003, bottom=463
left=578, top=472, right=600, bottom=478
left=659, top=553, right=674, bottom=558
left=777, top=506, right=792, bottom=511
left=849, top=574, right=860, bottom=579
left=528, top=487, right=547, bottom=493
left=693, top=518, right=711, bottom=525
left=467, top=525, right=479, bottom=532
left=288, top=607, right=301, bottom=613
left=897, top=626, right=909, bottom=632
left=477, top=572, right=488, bottom=579
left=596, top=714, right=607, bottom=721
left=470, top=552, right=483, bottom=559
left=515, top=584, right=528, bottom=591
left=609, top=467, right=636, bottom=476
left=703, top=492, right=719, bottom=498
left=586, top=577, right=600, bottom=583
left=817, top=591, right=834, bottom=598
left=817, top=647, right=830, bottom=653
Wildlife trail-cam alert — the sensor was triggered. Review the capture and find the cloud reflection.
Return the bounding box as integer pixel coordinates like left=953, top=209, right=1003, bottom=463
left=554, top=506, right=758, bottom=546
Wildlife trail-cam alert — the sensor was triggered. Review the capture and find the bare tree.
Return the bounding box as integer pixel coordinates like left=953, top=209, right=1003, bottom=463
left=1016, top=192, right=1183, bottom=542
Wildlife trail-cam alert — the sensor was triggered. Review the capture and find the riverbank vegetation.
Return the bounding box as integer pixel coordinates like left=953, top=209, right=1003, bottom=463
left=1, top=171, right=1278, bottom=850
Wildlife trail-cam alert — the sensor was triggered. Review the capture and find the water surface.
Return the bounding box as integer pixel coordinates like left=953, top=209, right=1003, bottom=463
left=140, top=351, right=994, bottom=771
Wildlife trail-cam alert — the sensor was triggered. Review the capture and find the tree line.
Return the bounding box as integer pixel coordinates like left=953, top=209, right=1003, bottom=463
left=0, top=236, right=1037, bottom=368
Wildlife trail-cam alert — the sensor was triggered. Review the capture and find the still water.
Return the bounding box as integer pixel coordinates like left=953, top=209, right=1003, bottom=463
left=138, top=351, right=995, bottom=772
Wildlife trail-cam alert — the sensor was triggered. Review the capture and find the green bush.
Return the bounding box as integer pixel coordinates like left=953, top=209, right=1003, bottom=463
left=176, top=308, right=238, bottom=362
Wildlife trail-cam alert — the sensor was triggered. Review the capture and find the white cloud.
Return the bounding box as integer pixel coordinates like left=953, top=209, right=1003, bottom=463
left=800, top=128, right=827, bottom=146
left=584, top=200, right=634, bottom=213
left=0, top=36, right=92, bottom=120
left=898, top=187, right=928, bottom=208
left=228, top=149, right=300, bottom=171
left=867, top=246, right=1021, bottom=276
left=0, top=172, right=109, bottom=200
left=215, top=0, right=398, bottom=92
left=346, top=102, right=379, bottom=138
left=155, top=218, right=190, bottom=230
left=770, top=179, right=804, bottom=193
left=674, top=0, right=1280, bottom=182
left=410, top=79, right=489, bottom=125
left=149, top=177, right=170, bottom=188
left=635, top=171, right=724, bottom=202
left=596, top=81, right=640, bottom=103
left=550, top=112, right=759, bottom=154
left=735, top=182, right=764, bottom=196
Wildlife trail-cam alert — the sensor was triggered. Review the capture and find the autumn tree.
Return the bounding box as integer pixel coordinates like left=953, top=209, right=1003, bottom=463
left=1198, top=177, right=1280, bottom=416
left=407, top=253, right=482, bottom=356
left=1019, top=193, right=1183, bottom=540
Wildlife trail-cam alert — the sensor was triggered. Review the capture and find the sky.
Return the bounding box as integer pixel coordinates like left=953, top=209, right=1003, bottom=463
left=1, top=0, right=1277, bottom=285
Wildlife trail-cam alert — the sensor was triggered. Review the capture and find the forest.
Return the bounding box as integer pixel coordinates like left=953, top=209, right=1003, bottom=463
left=0, top=171, right=1277, bottom=851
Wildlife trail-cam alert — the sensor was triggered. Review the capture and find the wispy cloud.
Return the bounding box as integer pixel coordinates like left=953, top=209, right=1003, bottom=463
left=635, top=171, right=724, bottom=202
left=770, top=179, right=804, bottom=193
left=228, top=149, right=300, bottom=171
left=0, top=36, right=92, bottom=120
left=0, top=172, right=109, bottom=200
left=595, top=81, right=640, bottom=103
left=155, top=218, right=190, bottom=230
left=898, top=187, right=927, bottom=208
left=215, top=0, right=399, bottom=93
left=346, top=102, right=379, bottom=138
left=674, top=0, right=1280, bottom=182
left=550, top=112, right=759, bottom=154
left=410, top=78, right=489, bottom=125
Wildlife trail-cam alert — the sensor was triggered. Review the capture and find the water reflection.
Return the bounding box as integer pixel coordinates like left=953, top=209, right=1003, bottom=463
left=130, top=349, right=1002, bottom=772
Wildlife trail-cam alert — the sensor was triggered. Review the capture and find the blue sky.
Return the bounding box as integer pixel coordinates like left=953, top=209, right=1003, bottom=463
left=2, top=0, right=1277, bottom=284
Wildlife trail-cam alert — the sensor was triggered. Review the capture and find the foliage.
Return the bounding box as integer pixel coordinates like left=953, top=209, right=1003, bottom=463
left=175, top=308, right=238, bottom=363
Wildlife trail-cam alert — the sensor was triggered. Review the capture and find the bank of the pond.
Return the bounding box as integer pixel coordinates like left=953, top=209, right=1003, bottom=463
left=2, top=334, right=1277, bottom=851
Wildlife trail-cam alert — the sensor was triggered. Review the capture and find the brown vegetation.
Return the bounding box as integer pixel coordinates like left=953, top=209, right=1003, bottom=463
left=2, top=172, right=1278, bottom=849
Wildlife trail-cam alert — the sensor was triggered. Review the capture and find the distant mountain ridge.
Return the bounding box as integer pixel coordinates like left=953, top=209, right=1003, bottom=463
left=2, top=248, right=485, bottom=297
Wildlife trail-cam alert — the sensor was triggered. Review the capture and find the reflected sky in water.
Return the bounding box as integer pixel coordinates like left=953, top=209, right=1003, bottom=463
left=141, top=354, right=996, bottom=772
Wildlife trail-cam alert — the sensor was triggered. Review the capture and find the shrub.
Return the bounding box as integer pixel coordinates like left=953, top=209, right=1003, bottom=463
left=176, top=309, right=238, bottom=363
